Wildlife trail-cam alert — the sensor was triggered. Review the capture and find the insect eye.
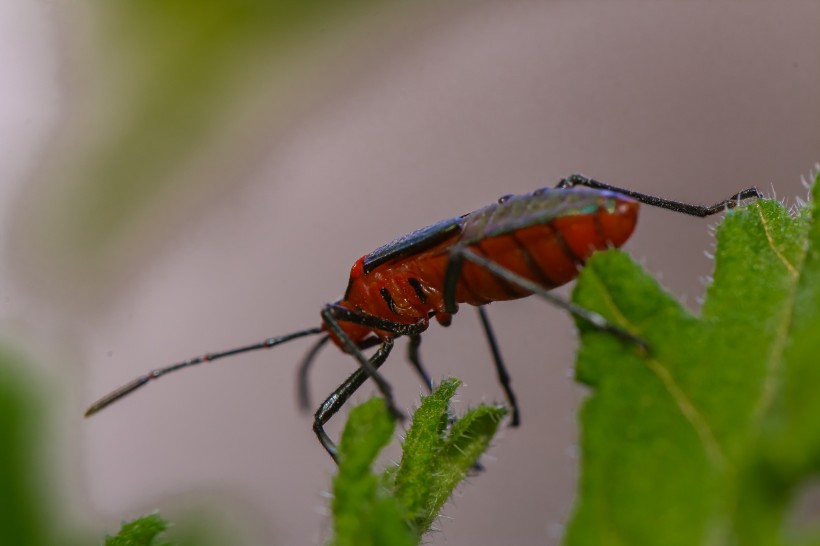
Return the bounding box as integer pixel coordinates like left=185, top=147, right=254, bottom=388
left=498, top=194, right=513, bottom=204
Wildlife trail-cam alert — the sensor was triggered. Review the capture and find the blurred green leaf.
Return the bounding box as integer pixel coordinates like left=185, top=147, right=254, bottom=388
left=105, top=514, right=173, bottom=546
left=0, top=351, right=47, bottom=546
left=332, top=397, right=414, bottom=546
left=68, top=1, right=370, bottom=250
left=19, top=0, right=395, bottom=288
left=0, top=349, right=222, bottom=546
left=566, top=174, right=820, bottom=545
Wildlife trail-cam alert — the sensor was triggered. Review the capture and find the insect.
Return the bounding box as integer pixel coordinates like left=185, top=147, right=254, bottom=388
left=85, top=174, right=761, bottom=462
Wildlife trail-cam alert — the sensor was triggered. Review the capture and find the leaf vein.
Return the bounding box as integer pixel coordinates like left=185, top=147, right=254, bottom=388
left=757, top=205, right=798, bottom=278
left=593, top=269, right=726, bottom=471
left=644, top=357, right=726, bottom=470
left=751, top=206, right=806, bottom=420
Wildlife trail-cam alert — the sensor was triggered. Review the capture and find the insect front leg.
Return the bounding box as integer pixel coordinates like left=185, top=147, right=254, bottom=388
left=313, top=340, right=394, bottom=463
left=325, top=303, right=429, bottom=336
left=321, top=307, right=404, bottom=420
left=321, top=304, right=429, bottom=421
left=297, top=335, right=383, bottom=412
left=556, top=174, right=762, bottom=217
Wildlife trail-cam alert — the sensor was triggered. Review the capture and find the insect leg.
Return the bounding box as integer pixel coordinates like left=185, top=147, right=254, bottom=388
left=453, top=247, right=647, bottom=348
left=321, top=306, right=405, bottom=420
left=407, top=334, right=434, bottom=392
left=477, top=306, right=520, bottom=427
left=313, top=340, right=394, bottom=462
left=297, top=336, right=384, bottom=412
left=326, top=303, right=428, bottom=336
left=556, top=174, right=762, bottom=217
left=321, top=304, right=448, bottom=413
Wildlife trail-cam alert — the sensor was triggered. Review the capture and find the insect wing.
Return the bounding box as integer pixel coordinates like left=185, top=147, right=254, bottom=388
left=459, top=188, right=620, bottom=245
left=363, top=216, right=463, bottom=273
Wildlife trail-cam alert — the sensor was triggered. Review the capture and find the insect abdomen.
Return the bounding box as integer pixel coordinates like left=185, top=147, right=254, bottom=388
left=454, top=196, right=638, bottom=305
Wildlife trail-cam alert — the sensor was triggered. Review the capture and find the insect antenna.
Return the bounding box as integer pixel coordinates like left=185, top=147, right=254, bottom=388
left=85, top=326, right=324, bottom=417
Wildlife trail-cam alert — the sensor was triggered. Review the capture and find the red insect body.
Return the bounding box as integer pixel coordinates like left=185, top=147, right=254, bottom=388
left=82, top=174, right=760, bottom=463
left=330, top=190, right=639, bottom=348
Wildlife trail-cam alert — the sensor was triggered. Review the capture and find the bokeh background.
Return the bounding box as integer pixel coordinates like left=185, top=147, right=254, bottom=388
left=2, top=1, right=819, bottom=544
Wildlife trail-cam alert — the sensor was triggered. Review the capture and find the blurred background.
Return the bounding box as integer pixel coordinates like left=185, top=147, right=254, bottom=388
left=1, top=1, right=818, bottom=544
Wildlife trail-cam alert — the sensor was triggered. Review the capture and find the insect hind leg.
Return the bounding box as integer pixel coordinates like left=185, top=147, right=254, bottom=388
left=556, top=174, right=762, bottom=217
left=452, top=247, right=647, bottom=349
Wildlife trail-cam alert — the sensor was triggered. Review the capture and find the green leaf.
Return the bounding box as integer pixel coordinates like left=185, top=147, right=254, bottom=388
left=17, top=0, right=393, bottom=292
left=394, top=378, right=507, bottom=533
left=566, top=174, right=820, bottom=546
left=330, top=379, right=507, bottom=545
left=105, top=514, right=173, bottom=546
left=57, top=0, right=370, bottom=250
left=331, top=397, right=415, bottom=546
left=0, top=348, right=101, bottom=546
left=391, top=378, right=457, bottom=523
left=0, top=351, right=48, bottom=546
left=0, top=347, right=219, bottom=546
